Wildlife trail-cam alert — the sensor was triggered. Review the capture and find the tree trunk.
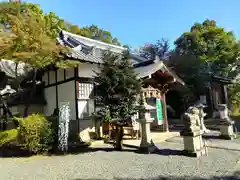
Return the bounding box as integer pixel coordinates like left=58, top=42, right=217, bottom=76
left=23, top=69, right=37, bottom=117
left=115, top=125, right=123, bottom=151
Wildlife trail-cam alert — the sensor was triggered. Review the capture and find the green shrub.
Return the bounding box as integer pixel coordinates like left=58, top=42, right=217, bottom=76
left=16, top=114, right=53, bottom=153
left=0, top=129, right=18, bottom=145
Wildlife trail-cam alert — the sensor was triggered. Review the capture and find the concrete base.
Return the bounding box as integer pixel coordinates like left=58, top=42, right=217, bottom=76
left=182, top=134, right=207, bottom=158
left=138, top=142, right=158, bottom=154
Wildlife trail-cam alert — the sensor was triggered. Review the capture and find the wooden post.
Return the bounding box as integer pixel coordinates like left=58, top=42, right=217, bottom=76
left=222, top=85, right=229, bottom=106
left=162, top=93, right=169, bottom=132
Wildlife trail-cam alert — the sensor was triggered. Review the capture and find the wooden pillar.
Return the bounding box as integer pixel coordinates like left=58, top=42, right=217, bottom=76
left=222, top=85, right=229, bottom=106
left=162, top=93, right=169, bottom=132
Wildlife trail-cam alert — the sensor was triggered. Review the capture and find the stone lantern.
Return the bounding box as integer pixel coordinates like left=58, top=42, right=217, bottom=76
left=137, top=92, right=158, bottom=153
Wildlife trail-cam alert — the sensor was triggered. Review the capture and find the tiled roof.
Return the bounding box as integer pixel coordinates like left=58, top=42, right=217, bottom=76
left=135, top=60, right=185, bottom=85
left=57, top=29, right=185, bottom=85
left=66, top=47, right=103, bottom=64
left=57, top=30, right=149, bottom=65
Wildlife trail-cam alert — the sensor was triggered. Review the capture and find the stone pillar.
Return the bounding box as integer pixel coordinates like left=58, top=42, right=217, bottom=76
left=222, top=85, right=229, bottom=105
left=217, top=104, right=236, bottom=140
left=137, top=94, right=158, bottom=154
left=58, top=102, right=70, bottom=152
left=180, top=107, right=207, bottom=157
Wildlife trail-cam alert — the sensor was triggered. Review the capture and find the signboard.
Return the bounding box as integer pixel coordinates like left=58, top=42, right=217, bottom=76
left=156, top=97, right=163, bottom=125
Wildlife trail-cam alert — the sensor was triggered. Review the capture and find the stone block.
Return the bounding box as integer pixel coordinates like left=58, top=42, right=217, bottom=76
left=181, top=135, right=207, bottom=157
left=219, top=125, right=236, bottom=140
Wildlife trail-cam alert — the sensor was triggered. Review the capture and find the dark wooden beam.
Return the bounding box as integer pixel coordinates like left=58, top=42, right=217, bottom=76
left=74, top=66, right=78, bottom=120
left=161, top=93, right=169, bottom=132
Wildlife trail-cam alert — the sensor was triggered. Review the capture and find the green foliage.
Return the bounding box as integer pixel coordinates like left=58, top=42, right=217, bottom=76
left=73, top=25, right=121, bottom=46
left=228, top=84, right=240, bottom=104
left=95, top=51, right=141, bottom=120
left=16, top=114, right=53, bottom=153
left=0, top=1, right=77, bottom=69
left=0, top=129, right=18, bottom=145
left=0, top=2, right=120, bottom=70
left=92, top=106, right=112, bottom=123
left=174, top=19, right=240, bottom=76
left=168, top=54, right=208, bottom=97
left=0, top=2, right=121, bottom=46
left=165, top=19, right=240, bottom=106
left=228, top=82, right=240, bottom=113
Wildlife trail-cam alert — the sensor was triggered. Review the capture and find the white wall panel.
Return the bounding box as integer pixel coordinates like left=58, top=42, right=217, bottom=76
left=57, top=81, right=76, bottom=120
left=49, top=71, right=56, bottom=85
left=42, top=72, right=48, bottom=86
left=44, top=86, right=56, bottom=116
left=65, top=68, right=74, bottom=79
left=78, top=63, right=100, bottom=78
left=57, top=69, right=65, bottom=82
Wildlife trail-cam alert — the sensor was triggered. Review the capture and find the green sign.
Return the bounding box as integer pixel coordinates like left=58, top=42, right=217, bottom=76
left=156, top=98, right=163, bottom=125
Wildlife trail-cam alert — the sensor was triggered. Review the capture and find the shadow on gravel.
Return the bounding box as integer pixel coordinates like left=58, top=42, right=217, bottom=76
left=105, top=141, right=183, bottom=156
left=73, top=171, right=240, bottom=180
left=0, top=143, right=138, bottom=158
left=0, top=145, right=33, bottom=158
left=202, top=135, right=225, bottom=140
left=0, top=142, right=185, bottom=158
left=3, top=134, right=239, bottom=158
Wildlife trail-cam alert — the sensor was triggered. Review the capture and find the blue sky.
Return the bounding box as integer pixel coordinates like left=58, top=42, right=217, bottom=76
left=25, top=0, right=240, bottom=49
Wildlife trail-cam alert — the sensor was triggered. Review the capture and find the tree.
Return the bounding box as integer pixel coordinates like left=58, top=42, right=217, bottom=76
left=170, top=19, right=240, bottom=112
left=0, top=2, right=78, bottom=116
left=139, top=38, right=171, bottom=60
left=168, top=54, right=207, bottom=101
left=0, top=2, right=122, bottom=46
left=63, top=24, right=121, bottom=46
left=95, top=50, right=141, bottom=150
left=44, top=11, right=66, bottom=39
left=77, top=25, right=121, bottom=46
left=96, top=51, right=141, bottom=119
left=174, top=19, right=240, bottom=76
left=228, top=82, right=240, bottom=114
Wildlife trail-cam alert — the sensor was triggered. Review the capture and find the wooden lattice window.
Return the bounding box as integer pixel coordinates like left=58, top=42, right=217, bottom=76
left=78, top=83, right=94, bottom=99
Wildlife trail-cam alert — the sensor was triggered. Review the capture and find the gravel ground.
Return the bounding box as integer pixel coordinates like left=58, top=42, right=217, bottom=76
left=0, top=141, right=240, bottom=180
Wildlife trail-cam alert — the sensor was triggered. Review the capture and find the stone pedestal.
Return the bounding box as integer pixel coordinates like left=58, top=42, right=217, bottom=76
left=180, top=131, right=206, bottom=157
left=219, top=121, right=236, bottom=140
left=217, top=104, right=236, bottom=140
left=137, top=103, right=158, bottom=154
left=181, top=107, right=207, bottom=158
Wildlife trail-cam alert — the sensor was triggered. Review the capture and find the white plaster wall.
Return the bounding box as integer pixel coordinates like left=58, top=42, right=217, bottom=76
left=78, top=99, right=95, bottom=119
left=49, top=71, right=56, bottom=85
left=42, top=72, right=48, bottom=86
left=78, top=63, right=100, bottom=78
left=9, top=106, right=18, bottom=115
left=57, top=69, right=64, bottom=82
left=57, top=81, right=76, bottom=120
left=78, top=100, right=88, bottom=119
left=44, top=86, right=56, bottom=116
left=65, top=68, right=74, bottom=79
